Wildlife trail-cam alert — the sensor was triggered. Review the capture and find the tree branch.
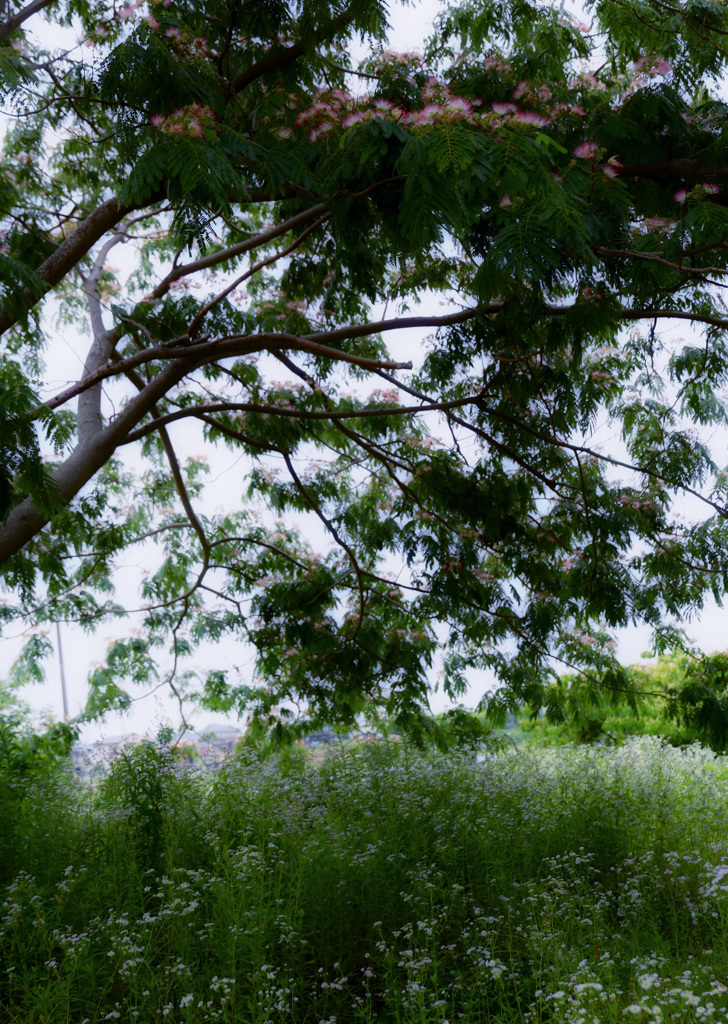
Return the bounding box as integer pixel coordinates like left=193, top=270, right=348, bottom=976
left=0, top=0, right=56, bottom=45
left=121, top=395, right=474, bottom=445
left=146, top=203, right=328, bottom=301
left=77, top=232, right=125, bottom=446
left=230, top=11, right=352, bottom=92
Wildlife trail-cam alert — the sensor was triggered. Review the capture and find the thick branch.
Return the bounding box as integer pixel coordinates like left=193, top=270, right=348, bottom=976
left=40, top=301, right=728, bottom=417
left=0, top=352, right=205, bottom=564
left=0, top=0, right=55, bottom=45
left=0, top=186, right=296, bottom=338
left=0, top=194, right=158, bottom=337
left=77, top=233, right=124, bottom=446
left=40, top=330, right=417, bottom=414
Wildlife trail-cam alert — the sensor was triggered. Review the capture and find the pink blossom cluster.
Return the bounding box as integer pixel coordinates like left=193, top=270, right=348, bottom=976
left=618, top=492, right=654, bottom=510
left=513, top=80, right=552, bottom=102
left=568, top=71, right=607, bottom=92
left=483, top=55, right=513, bottom=73
left=573, top=141, right=599, bottom=160
left=117, top=2, right=140, bottom=22
left=572, top=146, right=623, bottom=179
left=288, top=50, right=623, bottom=145
left=293, top=83, right=484, bottom=140
left=674, top=182, right=721, bottom=204
left=150, top=102, right=217, bottom=138
left=370, top=388, right=401, bottom=404
left=633, top=55, right=673, bottom=77
left=293, top=86, right=568, bottom=144
left=550, top=103, right=588, bottom=118
left=371, top=49, right=423, bottom=67
left=643, top=216, right=677, bottom=232
left=490, top=102, right=550, bottom=127
left=600, top=155, right=623, bottom=178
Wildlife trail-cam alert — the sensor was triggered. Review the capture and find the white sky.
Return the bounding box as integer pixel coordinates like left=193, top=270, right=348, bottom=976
left=2, top=0, right=727, bottom=742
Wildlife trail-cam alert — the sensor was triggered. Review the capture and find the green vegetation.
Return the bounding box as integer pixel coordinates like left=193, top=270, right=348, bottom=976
left=2, top=735, right=728, bottom=1023
left=519, top=651, right=728, bottom=751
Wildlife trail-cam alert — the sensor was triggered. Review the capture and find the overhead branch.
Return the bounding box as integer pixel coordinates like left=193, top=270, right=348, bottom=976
left=154, top=422, right=212, bottom=587
left=230, top=11, right=352, bottom=92
left=40, top=300, right=728, bottom=418
left=121, top=395, right=472, bottom=445
left=618, top=159, right=728, bottom=181
left=0, top=186, right=301, bottom=338
left=473, top=399, right=728, bottom=520
left=0, top=0, right=56, bottom=45
left=0, top=193, right=162, bottom=338
left=146, top=203, right=328, bottom=301
left=187, top=214, right=330, bottom=338
left=0, top=352, right=205, bottom=565
left=77, top=232, right=125, bottom=446
left=39, top=330, right=416, bottom=414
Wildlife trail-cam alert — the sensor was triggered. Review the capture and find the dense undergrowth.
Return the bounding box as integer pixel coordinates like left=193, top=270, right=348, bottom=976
left=2, top=736, right=728, bottom=1023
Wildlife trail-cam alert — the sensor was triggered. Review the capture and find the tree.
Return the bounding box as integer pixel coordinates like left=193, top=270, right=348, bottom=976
left=519, top=651, right=728, bottom=751
left=2, top=0, right=728, bottom=742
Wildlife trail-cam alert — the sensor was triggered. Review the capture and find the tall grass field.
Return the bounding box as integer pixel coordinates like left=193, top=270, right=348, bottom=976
left=2, top=736, right=728, bottom=1023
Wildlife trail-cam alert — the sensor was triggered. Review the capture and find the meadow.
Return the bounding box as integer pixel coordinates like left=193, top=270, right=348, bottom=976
left=1, top=735, right=728, bottom=1023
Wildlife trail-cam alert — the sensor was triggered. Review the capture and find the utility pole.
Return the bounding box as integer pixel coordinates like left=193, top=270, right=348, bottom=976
left=56, top=620, right=69, bottom=720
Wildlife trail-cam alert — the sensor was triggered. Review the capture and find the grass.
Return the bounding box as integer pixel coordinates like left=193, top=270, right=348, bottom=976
left=1, top=735, right=728, bottom=1023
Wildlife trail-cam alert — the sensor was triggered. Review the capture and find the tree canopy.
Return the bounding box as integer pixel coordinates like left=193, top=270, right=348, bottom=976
left=3, top=0, right=728, bottom=743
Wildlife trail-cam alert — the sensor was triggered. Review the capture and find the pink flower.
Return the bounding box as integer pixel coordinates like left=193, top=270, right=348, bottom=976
left=145, top=15, right=160, bottom=28
left=513, top=80, right=530, bottom=100
left=538, top=85, right=552, bottom=101
left=165, top=26, right=181, bottom=37
left=573, top=141, right=600, bottom=160
left=600, top=164, right=619, bottom=178
left=188, top=119, right=204, bottom=138
left=644, top=217, right=676, bottom=230
left=150, top=113, right=165, bottom=127
left=607, top=155, right=623, bottom=168
left=499, top=194, right=512, bottom=206
left=118, top=5, right=136, bottom=20
left=570, top=72, right=605, bottom=91
left=491, top=101, right=518, bottom=115
left=701, top=182, right=721, bottom=195
left=342, top=111, right=365, bottom=128
left=445, top=96, right=473, bottom=117
left=411, top=103, right=443, bottom=125
left=634, top=55, right=673, bottom=77
left=674, top=188, right=689, bottom=204
left=513, top=110, right=550, bottom=126
left=483, top=56, right=511, bottom=72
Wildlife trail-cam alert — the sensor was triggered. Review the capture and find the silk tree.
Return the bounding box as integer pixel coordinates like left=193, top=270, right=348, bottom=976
left=2, top=0, right=728, bottom=743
